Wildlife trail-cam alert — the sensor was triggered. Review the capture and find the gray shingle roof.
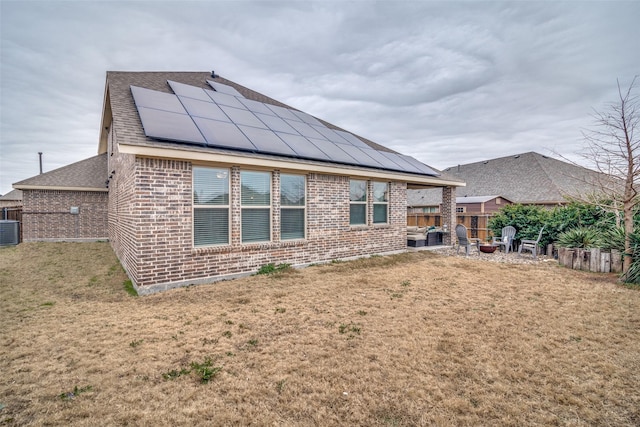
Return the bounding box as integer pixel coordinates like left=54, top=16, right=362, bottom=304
left=409, top=152, right=611, bottom=206
left=101, top=71, right=462, bottom=186
left=103, top=71, right=393, bottom=153
left=0, top=189, right=22, bottom=201
left=13, top=154, right=108, bottom=191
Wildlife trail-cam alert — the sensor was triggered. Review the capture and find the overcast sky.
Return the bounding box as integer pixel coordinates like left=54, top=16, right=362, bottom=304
left=1, top=1, right=639, bottom=195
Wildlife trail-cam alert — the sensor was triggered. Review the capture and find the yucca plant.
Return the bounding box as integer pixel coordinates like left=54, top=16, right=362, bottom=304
left=621, top=232, right=640, bottom=285
left=556, top=227, right=602, bottom=249
left=599, top=226, right=626, bottom=251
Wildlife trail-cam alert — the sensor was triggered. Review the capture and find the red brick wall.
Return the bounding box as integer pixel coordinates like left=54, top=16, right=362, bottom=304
left=109, top=156, right=408, bottom=293
left=21, top=190, right=108, bottom=241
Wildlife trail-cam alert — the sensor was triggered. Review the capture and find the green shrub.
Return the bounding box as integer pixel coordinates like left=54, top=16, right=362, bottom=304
left=488, top=204, right=551, bottom=246
left=255, top=263, right=292, bottom=275
left=556, top=227, right=602, bottom=249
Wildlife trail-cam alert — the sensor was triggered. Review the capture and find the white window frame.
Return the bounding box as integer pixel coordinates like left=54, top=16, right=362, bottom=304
left=192, top=166, right=230, bottom=247
left=372, top=181, right=389, bottom=224
left=241, top=170, right=272, bottom=243
left=349, top=179, right=367, bottom=226
left=280, top=173, right=306, bottom=240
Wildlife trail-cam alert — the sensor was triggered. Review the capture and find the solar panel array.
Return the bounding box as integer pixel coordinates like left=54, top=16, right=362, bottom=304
left=130, top=80, right=439, bottom=176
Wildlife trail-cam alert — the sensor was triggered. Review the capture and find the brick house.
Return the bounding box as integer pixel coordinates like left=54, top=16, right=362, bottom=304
left=13, top=155, right=108, bottom=242
left=15, top=71, right=464, bottom=294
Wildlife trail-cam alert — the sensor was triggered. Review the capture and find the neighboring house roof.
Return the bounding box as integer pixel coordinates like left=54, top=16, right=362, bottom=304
left=457, top=195, right=510, bottom=204
left=99, top=71, right=463, bottom=188
left=409, top=152, right=608, bottom=206
left=407, top=192, right=509, bottom=207
left=13, top=154, right=108, bottom=191
left=0, top=189, right=23, bottom=201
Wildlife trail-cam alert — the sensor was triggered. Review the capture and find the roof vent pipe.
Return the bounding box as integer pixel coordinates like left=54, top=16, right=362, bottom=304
left=38, top=152, right=43, bottom=174
left=211, top=70, right=218, bottom=78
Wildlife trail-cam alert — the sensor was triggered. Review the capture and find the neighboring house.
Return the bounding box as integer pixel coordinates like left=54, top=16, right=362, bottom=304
left=408, top=152, right=608, bottom=212
left=0, top=189, right=23, bottom=209
left=15, top=71, right=464, bottom=294
left=13, top=155, right=109, bottom=242
left=408, top=193, right=512, bottom=214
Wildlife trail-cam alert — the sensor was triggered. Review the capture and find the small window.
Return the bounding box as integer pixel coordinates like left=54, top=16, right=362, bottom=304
left=456, top=206, right=466, bottom=213
left=280, top=174, right=305, bottom=240
left=241, top=171, right=271, bottom=243
left=349, top=179, right=367, bottom=225
left=193, top=167, right=230, bottom=246
left=372, top=182, right=388, bottom=224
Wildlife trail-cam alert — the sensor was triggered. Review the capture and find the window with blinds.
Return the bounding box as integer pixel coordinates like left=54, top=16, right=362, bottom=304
left=372, top=181, right=389, bottom=224
left=280, top=174, right=305, bottom=240
left=241, top=170, right=271, bottom=243
left=193, top=167, right=230, bottom=246
left=349, top=179, right=367, bottom=225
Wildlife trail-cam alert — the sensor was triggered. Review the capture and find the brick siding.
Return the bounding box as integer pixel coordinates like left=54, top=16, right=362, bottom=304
left=21, top=190, right=108, bottom=241
left=109, top=156, right=408, bottom=293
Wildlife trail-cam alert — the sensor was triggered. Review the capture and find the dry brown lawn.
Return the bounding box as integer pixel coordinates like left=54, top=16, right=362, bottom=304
left=1, top=242, right=639, bottom=426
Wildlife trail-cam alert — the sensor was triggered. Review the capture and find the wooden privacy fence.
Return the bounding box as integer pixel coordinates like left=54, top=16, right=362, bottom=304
left=407, top=214, right=493, bottom=242
left=557, top=247, right=623, bottom=274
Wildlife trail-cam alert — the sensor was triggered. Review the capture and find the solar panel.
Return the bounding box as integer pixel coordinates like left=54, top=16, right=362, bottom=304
left=238, top=126, right=297, bottom=156
left=168, top=80, right=212, bottom=102
left=290, top=109, right=323, bottom=126
left=206, top=90, right=247, bottom=109
left=131, top=86, right=187, bottom=114
left=379, top=151, right=421, bottom=173
left=179, top=96, right=230, bottom=122
left=310, top=125, right=349, bottom=143
left=136, top=106, right=205, bottom=144
left=285, top=119, right=325, bottom=139
left=265, top=104, right=301, bottom=122
left=238, top=98, right=276, bottom=115
left=219, top=105, right=267, bottom=129
left=307, top=138, right=358, bottom=164
left=335, top=144, right=384, bottom=168
left=360, top=148, right=404, bottom=170
left=276, top=133, right=332, bottom=160
left=399, top=154, right=440, bottom=176
left=254, top=113, right=299, bottom=134
left=207, top=80, right=243, bottom=97
left=130, top=81, right=439, bottom=177
left=192, top=117, right=256, bottom=151
left=333, top=130, right=370, bottom=148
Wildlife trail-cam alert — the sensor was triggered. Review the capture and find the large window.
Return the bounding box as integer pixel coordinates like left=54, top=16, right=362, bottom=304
left=241, top=171, right=271, bottom=243
left=349, top=179, right=367, bottom=225
left=372, top=182, right=389, bottom=224
left=280, top=174, right=305, bottom=240
left=193, top=167, right=230, bottom=246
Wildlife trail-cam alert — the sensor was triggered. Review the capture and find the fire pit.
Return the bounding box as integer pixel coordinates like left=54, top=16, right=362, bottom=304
left=479, top=244, right=497, bottom=253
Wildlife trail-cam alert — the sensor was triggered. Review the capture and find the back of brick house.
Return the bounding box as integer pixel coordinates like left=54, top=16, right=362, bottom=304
left=15, top=71, right=464, bottom=294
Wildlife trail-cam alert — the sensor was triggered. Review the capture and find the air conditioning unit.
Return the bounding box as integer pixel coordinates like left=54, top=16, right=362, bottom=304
left=0, top=220, right=20, bottom=246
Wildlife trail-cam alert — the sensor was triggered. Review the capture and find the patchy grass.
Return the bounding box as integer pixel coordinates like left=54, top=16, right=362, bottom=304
left=1, top=242, right=640, bottom=426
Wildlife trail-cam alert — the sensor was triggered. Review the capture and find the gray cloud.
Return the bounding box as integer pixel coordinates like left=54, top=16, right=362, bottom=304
left=1, top=1, right=638, bottom=194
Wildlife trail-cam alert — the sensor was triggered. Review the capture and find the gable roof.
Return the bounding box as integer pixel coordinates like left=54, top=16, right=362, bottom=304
left=409, top=152, right=610, bottom=206
left=0, top=189, right=22, bottom=201
left=13, top=154, right=108, bottom=192
left=100, top=71, right=463, bottom=187
left=443, top=152, right=608, bottom=204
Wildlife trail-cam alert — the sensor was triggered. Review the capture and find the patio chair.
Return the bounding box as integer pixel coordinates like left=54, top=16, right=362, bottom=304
left=492, top=226, right=516, bottom=253
left=455, top=224, right=480, bottom=255
left=518, top=227, right=544, bottom=258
